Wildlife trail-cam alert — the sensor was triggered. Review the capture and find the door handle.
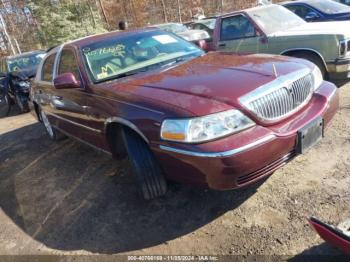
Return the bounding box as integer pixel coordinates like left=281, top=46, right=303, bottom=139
left=218, top=43, right=226, bottom=47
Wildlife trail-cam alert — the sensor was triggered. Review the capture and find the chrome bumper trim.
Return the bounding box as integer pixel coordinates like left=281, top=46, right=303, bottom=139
left=159, top=135, right=276, bottom=158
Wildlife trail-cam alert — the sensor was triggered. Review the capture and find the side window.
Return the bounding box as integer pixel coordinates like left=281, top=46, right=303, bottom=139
left=41, top=53, right=57, bottom=82
left=220, top=15, right=256, bottom=41
left=58, top=49, right=81, bottom=80
left=286, top=5, right=314, bottom=19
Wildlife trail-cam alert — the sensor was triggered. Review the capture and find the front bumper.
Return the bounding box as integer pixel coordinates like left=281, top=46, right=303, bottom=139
left=152, top=81, right=339, bottom=190
left=327, top=58, right=350, bottom=80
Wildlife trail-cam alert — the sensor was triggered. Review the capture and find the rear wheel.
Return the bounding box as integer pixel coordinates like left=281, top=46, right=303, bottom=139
left=40, top=108, right=66, bottom=141
left=122, top=128, right=167, bottom=200
left=291, top=52, right=326, bottom=78
left=0, top=94, right=10, bottom=118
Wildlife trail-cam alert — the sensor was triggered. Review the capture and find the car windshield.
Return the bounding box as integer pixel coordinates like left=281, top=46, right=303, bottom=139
left=81, top=30, right=204, bottom=83
left=307, top=0, right=350, bottom=14
left=7, top=52, right=45, bottom=72
left=249, top=5, right=306, bottom=35
left=197, top=19, right=216, bottom=29
left=157, top=23, right=188, bottom=33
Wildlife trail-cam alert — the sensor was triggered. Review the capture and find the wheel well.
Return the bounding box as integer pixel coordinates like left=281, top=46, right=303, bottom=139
left=281, top=49, right=327, bottom=66
left=281, top=49, right=327, bottom=72
left=106, top=122, right=148, bottom=160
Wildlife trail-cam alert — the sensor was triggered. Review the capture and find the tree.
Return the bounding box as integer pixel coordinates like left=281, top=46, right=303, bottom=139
left=26, top=0, right=107, bottom=48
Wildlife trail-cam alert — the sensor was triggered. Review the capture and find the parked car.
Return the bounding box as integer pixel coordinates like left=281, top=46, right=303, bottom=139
left=31, top=29, right=338, bottom=200
left=153, top=23, right=210, bottom=42
left=203, top=4, right=350, bottom=82
left=309, top=217, right=350, bottom=254
left=282, top=0, right=350, bottom=22
left=0, top=50, right=45, bottom=116
left=188, top=18, right=216, bottom=37
left=334, top=0, right=350, bottom=6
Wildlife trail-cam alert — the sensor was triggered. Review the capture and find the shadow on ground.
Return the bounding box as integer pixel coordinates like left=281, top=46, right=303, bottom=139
left=0, top=123, right=263, bottom=254
left=288, top=243, right=347, bottom=262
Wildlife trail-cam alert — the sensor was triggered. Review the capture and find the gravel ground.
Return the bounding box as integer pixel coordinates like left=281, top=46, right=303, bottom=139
left=0, top=84, right=349, bottom=258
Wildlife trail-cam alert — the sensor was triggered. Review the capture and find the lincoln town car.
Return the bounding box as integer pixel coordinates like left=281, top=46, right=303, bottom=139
left=31, top=29, right=339, bottom=200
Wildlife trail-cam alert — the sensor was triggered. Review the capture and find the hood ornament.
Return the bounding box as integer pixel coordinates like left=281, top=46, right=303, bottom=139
left=272, top=63, right=278, bottom=78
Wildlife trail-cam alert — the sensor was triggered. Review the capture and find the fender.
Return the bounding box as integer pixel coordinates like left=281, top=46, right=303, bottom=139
left=104, top=117, right=149, bottom=144
left=280, top=48, right=328, bottom=71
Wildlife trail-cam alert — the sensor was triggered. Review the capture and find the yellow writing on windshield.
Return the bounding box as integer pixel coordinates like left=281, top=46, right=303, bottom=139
left=85, top=44, right=126, bottom=58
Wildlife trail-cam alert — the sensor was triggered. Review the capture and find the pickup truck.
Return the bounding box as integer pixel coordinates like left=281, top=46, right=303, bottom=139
left=198, top=4, right=350, bottom=82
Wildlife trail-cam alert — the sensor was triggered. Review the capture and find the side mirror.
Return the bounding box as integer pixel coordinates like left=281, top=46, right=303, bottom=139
left=54, top=73, right=81, bottom=90
left=195, top=39, right=209, bottom=51
left=305, top=12, right=319, bottom=22
left=259, top=35, right=268, bottom=44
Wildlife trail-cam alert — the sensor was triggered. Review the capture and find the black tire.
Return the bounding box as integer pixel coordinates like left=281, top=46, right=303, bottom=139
left=122, top=128, right=167, bottom=200
left=15, top=93, right=30, bottom=113
left=39, top=107, right=66, bottom=141
left=0, top=94, right=11, bottom=118
left=291, top=52, right=326, bottom=78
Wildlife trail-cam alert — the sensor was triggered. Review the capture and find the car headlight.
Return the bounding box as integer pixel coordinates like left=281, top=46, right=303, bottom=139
left=161, top=109, right=255, bottom=143
left=312, top=66, right=323, bottom=91
left=18, top=81, right=30, bottom=89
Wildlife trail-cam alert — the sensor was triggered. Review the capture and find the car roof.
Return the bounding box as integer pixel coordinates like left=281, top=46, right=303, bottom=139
left=7, top=50, right=45, bottom=59
left=280, top=0, right=325, bottom=5
left=65, top=28, right=160, bottom=48
left=218, top=4, right=279, bottom=17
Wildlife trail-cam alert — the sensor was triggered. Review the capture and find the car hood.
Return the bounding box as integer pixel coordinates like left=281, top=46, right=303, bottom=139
left=116, top=52, right=313, bottom=116
left=330, top=12, right=350, bottom=20
left=177, top=29, right=210, bottom=41
left=9, top=67, right=37, bottom=80
left=271, top=21, right=350, bottom=38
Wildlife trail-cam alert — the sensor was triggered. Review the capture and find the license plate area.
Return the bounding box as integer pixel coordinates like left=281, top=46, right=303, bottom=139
left=296, top=117, right=324, bottom=154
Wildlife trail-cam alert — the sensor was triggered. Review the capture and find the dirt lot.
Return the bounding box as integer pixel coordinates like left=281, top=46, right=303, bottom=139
left=0, top=84, right=350, bottom=258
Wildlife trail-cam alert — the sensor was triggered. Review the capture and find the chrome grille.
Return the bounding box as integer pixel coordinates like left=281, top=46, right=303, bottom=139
left=243, top=72, right=314, bottom=122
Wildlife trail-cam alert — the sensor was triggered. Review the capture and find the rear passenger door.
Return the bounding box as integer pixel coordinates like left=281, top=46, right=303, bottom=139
left=216, top=14, right=267, bottom=54
left=35, top=52, right=58, bottom=123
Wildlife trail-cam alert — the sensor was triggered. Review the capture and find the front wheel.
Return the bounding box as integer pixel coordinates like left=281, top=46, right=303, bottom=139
left=122, top=128, right=167, bottom=200
left=0, top=94, right=11, bottom=118
left=15, top=93, right=29, bottom=113
left=291, top=52, right=327, bottom=78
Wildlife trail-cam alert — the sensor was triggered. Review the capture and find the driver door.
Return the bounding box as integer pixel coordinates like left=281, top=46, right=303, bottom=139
left=50, top=48, right=91, bottom=140
left=216, top=14, right=268, bottom=54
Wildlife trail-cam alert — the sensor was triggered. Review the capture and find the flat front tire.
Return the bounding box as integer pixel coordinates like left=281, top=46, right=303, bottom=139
left=15, top=93, right=29, bottom=113
left=122, top=128, right=167, bottom=200
left=0, top=94, right=11, bottom=118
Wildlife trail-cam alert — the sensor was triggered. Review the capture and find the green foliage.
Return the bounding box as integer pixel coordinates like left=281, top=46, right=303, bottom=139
left=26, top=0, right=107, bottom=48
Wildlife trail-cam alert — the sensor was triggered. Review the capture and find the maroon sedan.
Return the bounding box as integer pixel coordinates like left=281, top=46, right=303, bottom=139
left=31, top=29, right=338, bottom=200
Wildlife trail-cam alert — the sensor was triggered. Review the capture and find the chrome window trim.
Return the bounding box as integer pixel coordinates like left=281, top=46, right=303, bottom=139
left=159, top=135, right=275, bottom=158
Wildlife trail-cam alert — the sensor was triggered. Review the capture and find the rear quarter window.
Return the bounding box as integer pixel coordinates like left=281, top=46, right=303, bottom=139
left=41, top=53, right=57, bottom=82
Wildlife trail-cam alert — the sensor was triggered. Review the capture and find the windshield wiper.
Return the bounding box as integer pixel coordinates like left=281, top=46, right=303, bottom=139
left=161, top=55, right=195, bottom=68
